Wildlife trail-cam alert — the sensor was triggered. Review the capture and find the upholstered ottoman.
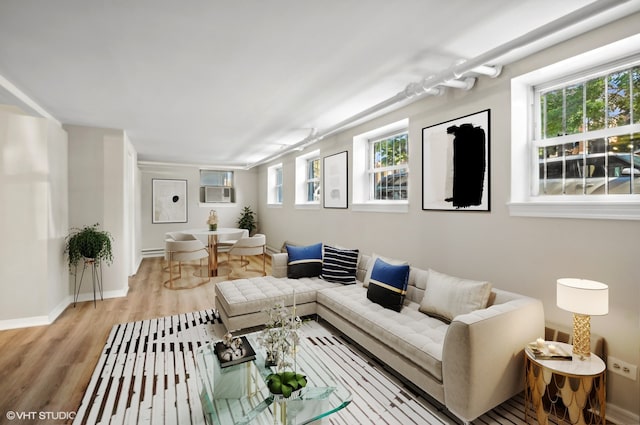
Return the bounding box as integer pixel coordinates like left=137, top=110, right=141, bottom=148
left=215, top=275, right=338, bottom=331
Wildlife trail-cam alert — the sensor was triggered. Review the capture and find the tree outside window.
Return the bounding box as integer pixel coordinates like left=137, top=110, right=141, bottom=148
left=369, top=133, right=408, bottom=200
left=537, top=65, right=640, bottom=196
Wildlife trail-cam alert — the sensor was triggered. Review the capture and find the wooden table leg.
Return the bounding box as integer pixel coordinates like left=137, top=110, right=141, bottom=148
left=208, top=234, right=218, bottom=277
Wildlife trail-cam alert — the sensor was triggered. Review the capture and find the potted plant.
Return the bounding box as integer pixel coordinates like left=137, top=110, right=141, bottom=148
left=237, top=206, right=256, bottom=235
left=258, top=301, right=307, bottom=399
left=64, top=223, right=114, bottom=271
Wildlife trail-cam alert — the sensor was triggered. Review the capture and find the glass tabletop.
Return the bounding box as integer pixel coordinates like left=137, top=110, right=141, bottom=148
left=195, top=331, right=352, bottom=425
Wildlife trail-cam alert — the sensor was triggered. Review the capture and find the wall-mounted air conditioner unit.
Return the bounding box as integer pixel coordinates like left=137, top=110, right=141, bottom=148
left=204, top=186, right=233, bottom=203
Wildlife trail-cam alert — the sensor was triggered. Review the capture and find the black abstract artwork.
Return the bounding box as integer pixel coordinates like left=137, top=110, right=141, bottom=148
left=422, top=110, right=490, bottom=211
left=444, top=123, right=486, bottom=208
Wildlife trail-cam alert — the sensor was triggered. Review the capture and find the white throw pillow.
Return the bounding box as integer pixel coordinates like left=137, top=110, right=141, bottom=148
left=419, top=269, right=492, bottom=322
left=363, top=253, right=409, bottom=288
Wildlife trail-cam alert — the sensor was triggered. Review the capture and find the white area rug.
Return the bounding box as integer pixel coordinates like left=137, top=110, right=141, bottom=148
left=73, top=310, right=528, bottom=424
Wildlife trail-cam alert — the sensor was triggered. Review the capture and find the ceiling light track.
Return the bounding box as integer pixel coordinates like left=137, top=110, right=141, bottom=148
left=246, top=0, right=631, bottom=169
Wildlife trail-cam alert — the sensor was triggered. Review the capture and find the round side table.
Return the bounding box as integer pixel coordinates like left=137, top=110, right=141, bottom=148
left=524, top=341, right=606, bottom=425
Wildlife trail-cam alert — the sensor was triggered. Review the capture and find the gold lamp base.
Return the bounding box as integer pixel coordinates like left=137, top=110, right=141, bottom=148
left=572, top=313, right=591, bottom=358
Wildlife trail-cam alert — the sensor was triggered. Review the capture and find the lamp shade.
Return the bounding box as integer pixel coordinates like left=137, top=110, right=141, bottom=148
left=557, top=278, right=609, bottom=315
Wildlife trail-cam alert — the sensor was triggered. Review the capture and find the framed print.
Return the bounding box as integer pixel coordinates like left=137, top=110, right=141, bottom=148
left=422, top=109, right=490, bottom=211
left=152, top=179, right=188, bottom=223
left=323, top=151, right=348, bottom=209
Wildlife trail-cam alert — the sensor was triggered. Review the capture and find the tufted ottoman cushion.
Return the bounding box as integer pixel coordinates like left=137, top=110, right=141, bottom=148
left=215, top=276, right=338, bottom=330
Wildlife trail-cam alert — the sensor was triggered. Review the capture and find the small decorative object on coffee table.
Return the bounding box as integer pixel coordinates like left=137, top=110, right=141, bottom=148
left=214, top=331, right=256, bottom=368
left=258, top=293, right=307, bottom=399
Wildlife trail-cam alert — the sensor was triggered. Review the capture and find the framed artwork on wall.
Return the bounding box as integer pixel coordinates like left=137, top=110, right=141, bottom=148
left=152, top=179, right=188, bottom=223
left=323, top=151, right=348, bottom=209
left=422, top=109, right=490, bottom=211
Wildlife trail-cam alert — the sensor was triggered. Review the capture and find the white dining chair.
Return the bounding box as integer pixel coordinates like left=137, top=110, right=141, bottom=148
left=164, top=238, right=210, bottom=289
left=226, top=233, right=266, bottom=278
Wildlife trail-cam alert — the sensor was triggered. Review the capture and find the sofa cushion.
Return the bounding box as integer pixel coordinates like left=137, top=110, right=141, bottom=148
left=286, top=243, right=323, bottom=278
left=363, top=253, right=409, bottom=288
left=419, top=269, right=492, bottom=322
left=366, top=257, right=410, bottom=312
left=321, top=245, right=359, bottom=284
left=317, top=284, right=448, bottom=381
left=216, top=275, right=337, bottom=318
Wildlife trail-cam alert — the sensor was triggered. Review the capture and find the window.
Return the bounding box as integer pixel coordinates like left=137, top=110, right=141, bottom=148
left=200, top=170, right=233, bottom=187
left=295, top=150, right=320, bottom=206
left=352, top=119, right=409, bottom=212
left=200, top=170, right=234, bottom=203
left=267, top=163, right=283, bottom=205
left=536, top=63, right=640, bottom=196
left=306, top=157, right=321, bottom=201
left=369, top=132, right=408, bottom=200
left=509, top=33, right=640, bottom=220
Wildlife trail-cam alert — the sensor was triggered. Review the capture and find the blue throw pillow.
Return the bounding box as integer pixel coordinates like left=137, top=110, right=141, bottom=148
left=366, top=258, right=410, bottom=312
left=321, top=245, right=359, bottom=284
left=286, top=243, right=323, bottom=278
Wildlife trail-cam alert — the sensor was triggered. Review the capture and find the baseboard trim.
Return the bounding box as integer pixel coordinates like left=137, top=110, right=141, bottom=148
left=0, top=288, right=129, bottom=331
left=0, top=315, right=51, bottom=331
left=142, top=248, right=164, bottom=258
left=606, top=402, right=639, bottom=425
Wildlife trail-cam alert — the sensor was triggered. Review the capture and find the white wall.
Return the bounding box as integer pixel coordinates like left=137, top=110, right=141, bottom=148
left=139, top=163, right=258, bottom=251
left=257, top=13, right=640, bottom=419
left=66, top=125, right=133, bottom=299
left=0, top=107, right=68, bottom=325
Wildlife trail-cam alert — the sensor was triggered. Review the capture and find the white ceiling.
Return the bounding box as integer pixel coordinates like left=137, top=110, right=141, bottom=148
left=0, top=0, right=638, bottom=167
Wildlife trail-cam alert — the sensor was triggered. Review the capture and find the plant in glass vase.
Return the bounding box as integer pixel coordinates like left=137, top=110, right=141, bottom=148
left=258, top=298, right=307, bottom=399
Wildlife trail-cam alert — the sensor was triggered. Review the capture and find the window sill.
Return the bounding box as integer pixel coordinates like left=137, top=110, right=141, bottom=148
left=508, top=200, right=640, bottom=220
left=295, top=203, right=320, bottom=210
left=352, top=202, right=409, bottom=213
left=267, top=203, right=283, bottom=208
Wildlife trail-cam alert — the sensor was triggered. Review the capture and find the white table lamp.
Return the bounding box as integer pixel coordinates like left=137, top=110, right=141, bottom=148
left=557, top=278, right=608, bottom=358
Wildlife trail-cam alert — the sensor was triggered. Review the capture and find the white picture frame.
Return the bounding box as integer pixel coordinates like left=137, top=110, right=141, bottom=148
left=152, top=179, right=188, bottom=223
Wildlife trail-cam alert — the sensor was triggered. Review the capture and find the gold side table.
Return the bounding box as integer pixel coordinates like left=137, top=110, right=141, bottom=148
left=525, top=341, right=606, bottom=425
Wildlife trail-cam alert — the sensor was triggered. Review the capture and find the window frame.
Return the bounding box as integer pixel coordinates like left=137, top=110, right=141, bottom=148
left=352, top=119, right=409, bottom=213
left=294, top=150, right=321, bottom=208
left=199, top=169, right=235, bottom=204
left=509, top=33, right=640, bottom=220
left=367, top=132, right=409, bottom=201
left=267, top=163, right=283, bottom=206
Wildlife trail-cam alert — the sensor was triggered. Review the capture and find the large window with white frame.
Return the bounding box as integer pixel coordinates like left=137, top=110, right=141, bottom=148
left=369, top=132, right=409, bottom=200
left=267, top=163, right=283, bottom=205
left=535, top=61, right=640, bottom=197
left=509, top=34, right=640, bottom=220
left=352, top=119, right=409, bottom=212
left=295, top=150, right=320, bottom=206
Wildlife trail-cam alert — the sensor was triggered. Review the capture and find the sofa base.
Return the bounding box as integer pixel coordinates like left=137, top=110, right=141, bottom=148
left=316, top=303, right=446, bottom=405
left=219, top=301, right=318, bottom=332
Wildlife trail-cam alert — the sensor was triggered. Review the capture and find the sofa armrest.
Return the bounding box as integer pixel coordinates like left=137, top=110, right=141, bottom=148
left=442, top=295, right=544, bottom=422
left=271, top=252, right=288, bottom=278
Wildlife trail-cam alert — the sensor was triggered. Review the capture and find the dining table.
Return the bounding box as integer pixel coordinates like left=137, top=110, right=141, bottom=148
left=181, top=228, right=248, bottom=276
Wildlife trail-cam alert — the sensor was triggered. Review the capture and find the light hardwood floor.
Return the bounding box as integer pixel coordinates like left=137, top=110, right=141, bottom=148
left=0, top=255, right=270, bottom=424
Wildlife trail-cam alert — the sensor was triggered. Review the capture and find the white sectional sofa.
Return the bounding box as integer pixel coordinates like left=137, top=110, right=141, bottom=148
left=215, top=251, right=544, bottom=423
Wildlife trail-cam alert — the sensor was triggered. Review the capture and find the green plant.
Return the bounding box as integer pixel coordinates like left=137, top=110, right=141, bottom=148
left=65, top=223, right=113, bottom=269
left=237, top=206, right=256, bottom=234
left=265, top=371, right=307, bottom=397
left=257, top=301, right=306, bottom=396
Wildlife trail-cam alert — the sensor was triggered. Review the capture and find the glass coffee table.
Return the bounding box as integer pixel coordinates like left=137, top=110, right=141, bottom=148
left=195, top=330, right=352, bottom=425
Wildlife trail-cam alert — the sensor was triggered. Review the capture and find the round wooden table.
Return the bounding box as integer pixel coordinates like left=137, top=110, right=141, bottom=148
left=182, top=228, right=247, bottom=276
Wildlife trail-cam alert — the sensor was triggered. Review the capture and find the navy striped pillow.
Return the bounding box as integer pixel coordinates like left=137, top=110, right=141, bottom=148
left=286, top=243, right=323, bottom=278
left=366, top=258, right=410, bottom=311
left=321, top=245, right=359, bottom=284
